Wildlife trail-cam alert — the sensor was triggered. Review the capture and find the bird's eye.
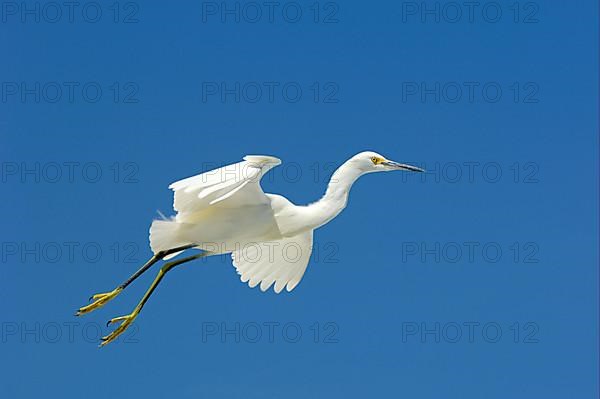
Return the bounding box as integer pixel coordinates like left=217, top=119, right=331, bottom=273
left=371, top=157, right=378, bottom=164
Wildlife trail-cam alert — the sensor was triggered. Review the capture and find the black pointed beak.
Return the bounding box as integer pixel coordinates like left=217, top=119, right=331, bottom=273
left=382, top=160, right=425, bottom=172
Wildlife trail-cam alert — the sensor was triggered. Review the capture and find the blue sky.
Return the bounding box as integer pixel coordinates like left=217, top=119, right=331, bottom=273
left=1, top=1, right=598, bottom=397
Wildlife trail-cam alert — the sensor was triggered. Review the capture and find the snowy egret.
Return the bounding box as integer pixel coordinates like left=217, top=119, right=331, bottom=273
left=76, top=151, right=424, bottom=346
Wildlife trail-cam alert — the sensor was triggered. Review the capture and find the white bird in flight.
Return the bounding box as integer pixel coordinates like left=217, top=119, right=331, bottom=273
left=76, top=151, right=424, bottom=346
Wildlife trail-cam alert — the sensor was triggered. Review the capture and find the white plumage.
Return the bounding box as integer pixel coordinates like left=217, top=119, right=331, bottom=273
left=149, top=151, right=424, bottom=292
left=77, top=151, right=424, bottom=346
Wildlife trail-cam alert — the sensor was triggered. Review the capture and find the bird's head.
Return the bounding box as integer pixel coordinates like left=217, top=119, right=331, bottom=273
left=350, top=151, right=425, bottom=174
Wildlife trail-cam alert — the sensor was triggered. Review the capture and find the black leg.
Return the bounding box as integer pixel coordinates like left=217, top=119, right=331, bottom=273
left=100, top=252, right=209, bottom=346
left=76, top=244, right=196, bottom=316
left=119, top=244, right=196, bottom=290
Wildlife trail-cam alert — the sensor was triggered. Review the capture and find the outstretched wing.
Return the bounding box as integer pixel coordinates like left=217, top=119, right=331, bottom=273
left=232, top=231, right=314, bottom=293
left=169, top=155, right=281, bottom=218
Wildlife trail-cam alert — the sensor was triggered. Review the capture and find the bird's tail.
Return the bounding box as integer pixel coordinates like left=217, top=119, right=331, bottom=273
left=149, top=219, right=193, bottom=260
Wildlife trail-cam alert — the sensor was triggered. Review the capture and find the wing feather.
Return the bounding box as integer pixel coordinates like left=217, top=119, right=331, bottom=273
left=169, top=155, right=281, bottom=218
left=232, top=231, right=313, bottom=293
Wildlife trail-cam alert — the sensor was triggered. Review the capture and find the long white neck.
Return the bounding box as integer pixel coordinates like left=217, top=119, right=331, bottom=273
left=304, top=159, right=365, bottom=229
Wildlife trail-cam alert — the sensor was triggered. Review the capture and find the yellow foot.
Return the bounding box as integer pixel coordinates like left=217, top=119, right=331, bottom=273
left=75, top=287, right=123, bottom=316
left=100, top=309, right=140, bottom=347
